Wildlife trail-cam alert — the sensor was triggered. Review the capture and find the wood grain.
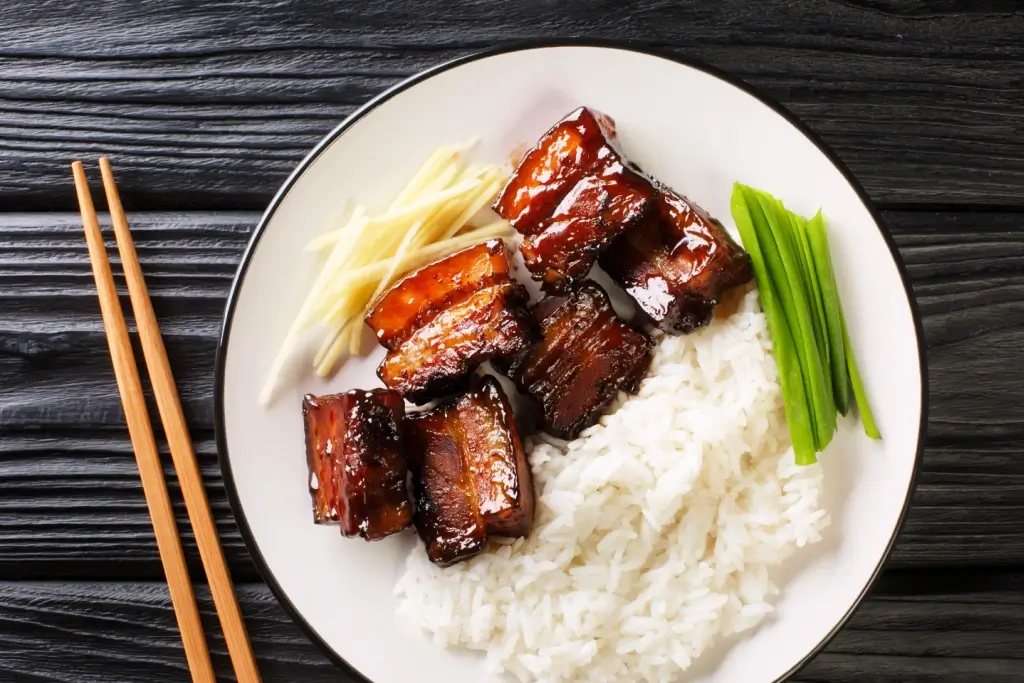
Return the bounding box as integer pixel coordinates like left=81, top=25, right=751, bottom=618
left=3, top=430, right=1021, bottom=579
left=0, top=0, right=1020, bottom=211
left=0, top=432, right=252, bottom=579
left=0, top=571, right=1019, bottom=682
left=0, top=212, right=246, bottom=429
left=0, top=210, right=1022, bottom=577
left=3, top=211, right=1023, bottom=437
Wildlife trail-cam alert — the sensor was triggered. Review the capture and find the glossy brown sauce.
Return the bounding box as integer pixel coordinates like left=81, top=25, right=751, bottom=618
left=366, top=240, right=536, bottom=403
left=600, top=183, right=753, bottom=333
left=302, top=389, right=412, bottom=540
left=495, top=106, right=752, bottom=313
left=405, top=376, right=534, bottom=566
left=503, top=282, right=653, bottom=439
left=493, top=107, right=622, bottom=237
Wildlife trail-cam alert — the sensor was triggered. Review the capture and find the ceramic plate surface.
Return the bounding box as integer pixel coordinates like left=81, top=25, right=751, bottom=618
left=216, top=42, right=925, bottom=683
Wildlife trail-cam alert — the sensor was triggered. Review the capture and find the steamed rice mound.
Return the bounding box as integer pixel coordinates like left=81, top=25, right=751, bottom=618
left=394, top=290, right=829, bottom=683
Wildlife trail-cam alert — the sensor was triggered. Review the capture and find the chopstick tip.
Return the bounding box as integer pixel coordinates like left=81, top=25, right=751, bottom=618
left=71, top=161, right=89, bottom=188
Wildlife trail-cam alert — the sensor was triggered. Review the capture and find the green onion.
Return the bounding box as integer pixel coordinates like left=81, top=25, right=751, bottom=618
left=842, top=311, right=881, bottom=439
left=788, top=212, right=834, bottom=408
left=731, top=184, right=879, bottom=463
left=730, top=185, right=817, bottom=464
left=805, top=212, right=852, bottom=416
left=805, top=215, right=879, bottom=439
left=748, top=189, right=835, bottom=451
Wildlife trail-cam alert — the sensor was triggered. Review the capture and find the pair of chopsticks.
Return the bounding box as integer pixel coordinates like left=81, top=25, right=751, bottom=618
left=72, top=159, right=261, bottom=683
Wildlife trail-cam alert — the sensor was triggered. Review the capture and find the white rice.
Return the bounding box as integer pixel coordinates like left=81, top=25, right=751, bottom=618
left=394, top=289, right=829, bottom=683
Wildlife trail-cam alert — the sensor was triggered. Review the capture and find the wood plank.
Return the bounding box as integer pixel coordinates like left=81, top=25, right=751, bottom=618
left=0, top=212, right=247, bottom=428
left=0, top=210, right=1022, bottom=577
left=0, top=0, right=1021, bottom=210
left=0, top=431, right=251, bottom=580
left=2, top=430, right=1021, bottom=579
left=0, top=571, right=1019, bottom=682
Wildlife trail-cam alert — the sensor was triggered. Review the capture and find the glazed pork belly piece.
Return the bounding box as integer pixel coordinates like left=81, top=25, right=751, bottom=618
left=405, top=376, right=535, bottom=566
left=302, top=389, right=412, bottom=540
left=365, top=240, right=536, bottom=404
left=600, top=185, right=753, bottom=334
left=493, top=106, right=655, bottom=293
left=494, top=105, right=753, bottom=326
left=501, top=281, right=653, bottom=440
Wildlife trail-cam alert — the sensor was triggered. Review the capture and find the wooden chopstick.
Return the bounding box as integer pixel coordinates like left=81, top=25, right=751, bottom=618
left=97, top=158, right=262, bottom=683
left=71, top=161, right=217, bottom=683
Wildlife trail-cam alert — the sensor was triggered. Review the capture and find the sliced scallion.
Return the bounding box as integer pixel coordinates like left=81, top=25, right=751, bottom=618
left=842, top=310, right=881, bottom=440
left=730, top=184, right=817, bottom=464
left=805, top=212, right=852, bottom=417
left=788, top=212, right=833, bottom=404
left=732, top=183, right=880, bottom=462
left=749, top=189, right=836, bottom=450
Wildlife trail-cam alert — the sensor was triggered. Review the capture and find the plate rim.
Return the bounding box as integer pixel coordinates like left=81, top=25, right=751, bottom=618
left=213, top=38, right=928, bottom=683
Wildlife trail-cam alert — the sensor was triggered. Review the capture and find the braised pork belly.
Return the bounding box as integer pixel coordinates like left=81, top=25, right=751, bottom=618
left=501, top=281, right=653, bottom=439
left=600, top=185, right=753, bottom=333
left=302, top=389, right=412, bottom=540
left=495, top=105, right=752, bottom=326
left=493, top=107, right=655, bottom=293
left=405, top=376, right=534, bottom=566
left=365, top=240, right=536, bottom=404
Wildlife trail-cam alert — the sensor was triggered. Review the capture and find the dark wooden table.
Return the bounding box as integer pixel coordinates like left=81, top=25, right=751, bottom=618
left=1, top=1, right=1022, bottom=681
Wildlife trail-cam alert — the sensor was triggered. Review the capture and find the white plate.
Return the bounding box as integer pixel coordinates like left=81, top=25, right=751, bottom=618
left=215, top=42, right=925, bottom=683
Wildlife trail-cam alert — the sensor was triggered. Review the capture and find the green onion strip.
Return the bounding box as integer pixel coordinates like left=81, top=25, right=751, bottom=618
left=730, top=183, right=879, bottom=465
left=731, top=186, right=817, bottom=465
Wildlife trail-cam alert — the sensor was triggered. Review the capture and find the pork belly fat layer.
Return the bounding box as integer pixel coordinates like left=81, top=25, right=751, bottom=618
left=302, top=389, right=412, bottom=540
left=405, top=408, right=485, bottom=566
left=303, top=392, right=340, bottom=525
left=376, top=282, right=535, bottom=404
left=457, top=376, right=534, bottom=537
left=505, top=281, right=653, bottom=439
left=405, top=376, right=534, bottom=566
left=366, top=240, right=536, bottom=404
left=493, top=107, right=653, bottom=292
left=365, top=239, right=513, bottom=350
left=493, top=106, right=620, bottom=235
left=600, top=185, right=753, bottom=333
left=519, top=173, right=654, bottom=293
left=495, top=105, right=753, bottom=324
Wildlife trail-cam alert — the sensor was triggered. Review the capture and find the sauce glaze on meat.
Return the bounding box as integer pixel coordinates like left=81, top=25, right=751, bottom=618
left=365, top=240, right=536, bottom=403
left=600, top=183, right=753, bottom=333
left=405, top=376, right=534, bottom=566
left=302, top=389, right=412, bottom=540
left=493, top=107, right=655, bottom=293
left=494, top=105, right=753, bottom=328
left=501, top=281, right=653, bottom=439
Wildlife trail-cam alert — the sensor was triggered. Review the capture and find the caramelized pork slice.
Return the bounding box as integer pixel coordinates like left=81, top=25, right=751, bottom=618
left=405, top=376, right=534, bottom=566
left=519, top=173, right=654, bottom=293
left=457, top=378, right=534, bottom=538
left=375, top=283, right=534, bottom=403
left=406, top=410, right=485, bottom=567
left=494, top=106, right=621, bottom=235
left=365, top=240, right=535, bottom=404
left=302, top=389, right=412, bottom=540
left=494, top=106, right=654, bottom=292
left=495, top=105, right=754, bottom=319
left=365, top=239, right=514, bottom=349
left=503, top=282, right=653, bottom=439
left=601, top=186, right=753, bottom=334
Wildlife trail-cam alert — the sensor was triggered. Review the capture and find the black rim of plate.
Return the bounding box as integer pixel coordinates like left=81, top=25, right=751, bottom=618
left=214, top=38, right=928, bottom=683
